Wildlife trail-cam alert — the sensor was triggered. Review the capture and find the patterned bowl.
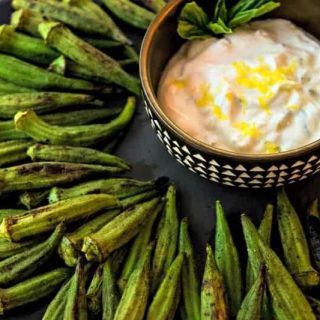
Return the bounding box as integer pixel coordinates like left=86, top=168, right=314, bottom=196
left=140, top=0, right=320, bottom=188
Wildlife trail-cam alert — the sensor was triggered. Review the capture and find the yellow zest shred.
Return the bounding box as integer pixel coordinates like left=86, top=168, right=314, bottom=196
left=287, top=104, right=300, bottom=111
left=196, top=83, right=214, bottom=108
left=172, top=79, right=186, bottom=89
left=233, top=122, right=261, bottom=138
left=264, top=141, right=280, bottom=154
left=212, top=105, right=228, bottom=120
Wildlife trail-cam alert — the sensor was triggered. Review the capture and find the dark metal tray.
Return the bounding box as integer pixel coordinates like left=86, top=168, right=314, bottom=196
left=1, top=0, right=320, bottom=318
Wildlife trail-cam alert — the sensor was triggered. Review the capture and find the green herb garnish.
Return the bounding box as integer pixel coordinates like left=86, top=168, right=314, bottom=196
left=177, top=0, right=281, bottom=40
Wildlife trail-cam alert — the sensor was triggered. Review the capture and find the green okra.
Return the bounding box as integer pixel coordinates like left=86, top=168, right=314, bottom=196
left=43, top=278, right=71, bottom=320
left=152, top=185, right=179, bottom=292
left=120, top=189, right=159, bottom=208
left=200, top=244, right=228, bottom=320
left=28, top=144, right=130, bottom=170
left=241, top=215, right=316, bottom=320
left=0, top=208, right=25, bottom=223
left=83, top=37, right=122, bottom=50
left=147, top=254, right=183, bottom=320
left=102, top=0, right=155, bottom=29
left=0, top=238, right=37, bottom=260
left=0, top=224, right=64, bottom=286
left=0, top=267, right=72, bottom=315
left=277, top=189, right=320, bottom=289
left=0, top=54, right=102, bottom=92
left=0, top=120, right=28, bottom=141
left=103, top=131, right=125, bottom=153
left=0, top=79, right=34, bottom=94
left=118, top=202, right=163, bottom=292
left=39, top=22, right=140, bottom=94
left=102, top=259, right=119, bottom=320
left=237, top=266, right=266, bottom=320
left=58, top=209, right=120, bottom=267
left=0, top=140, right=32, bottom=167
left=49, top=177, right=156, bottom=203
left=0, top=194, right=120, bottom=241
left=0, top=25, right=59, bottom=65
left=215, top=200, right=242, bottom=317
left=87, top=264, right=104, bottom=315
left=0, top=162, right=124, bottom=193
left=14, top=97, right=136, bottom=146
left=0, top=92, right=100, bottom=119
left=246, top=204, right=273, bottom=291
left=63, top=257, right=88, bottom=320
left=110, top=247, right=128, bottom=275
left=19, top=189, right=49, bottom=209
left=137, top=0, right=166, bottom=12
left=82, top=197, right=160, bottom=262
left=179, top=218, right=201, bottom=320
left=114, top=244, right=152, bottom=320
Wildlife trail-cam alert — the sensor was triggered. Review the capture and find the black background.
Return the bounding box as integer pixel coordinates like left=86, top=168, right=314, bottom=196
left=1, top=0, right=320, bottom=318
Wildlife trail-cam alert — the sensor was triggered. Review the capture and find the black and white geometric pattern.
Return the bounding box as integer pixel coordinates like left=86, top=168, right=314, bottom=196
left=144, top=100, right=320, bottom=188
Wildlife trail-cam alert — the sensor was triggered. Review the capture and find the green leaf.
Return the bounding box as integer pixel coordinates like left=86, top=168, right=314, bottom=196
left=208, top=18, right=232, bottom=35
left=177, top=1, right=212, bottom=40
left=229, top=1, right=281, bottom=28
left=214, top=0, right=228, bottom=22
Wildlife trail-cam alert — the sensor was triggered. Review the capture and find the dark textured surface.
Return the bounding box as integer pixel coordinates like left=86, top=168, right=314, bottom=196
left=1, top=0, right=320, bottom=318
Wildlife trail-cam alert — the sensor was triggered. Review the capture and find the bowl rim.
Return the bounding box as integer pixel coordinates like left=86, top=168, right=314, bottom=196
left=140, top=0, right=320, bottom=161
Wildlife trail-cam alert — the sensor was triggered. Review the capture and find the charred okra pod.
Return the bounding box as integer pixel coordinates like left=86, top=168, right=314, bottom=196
left=0, top=208, right=25, bottom=223
left=102, top=0, right=155, bottom=29
left=0, top=238, right=38, bottom=260
left=27, top=144, right=130, bottom=170
left=237, top=266, right=266, bottom=320
left=83, top=37, right=122, bottom=50
left=0, top=194, right=120, bottom=241
left=215, top=200, right=242, bottom=317
left=114, top=244, right=152, bottom=320
left=19, top=189, right=49, bottom=209
left=49, top=178, right=156, bottom=203
left=0, top=267, right=72, bottom=315
left=82, top=197, right=160, bottom=261
left=0, top=140, right=32, bottom=167
left=63, top=257, right=88, bottom=320
left=15, top=97, right=136, bottom=147
left=39, top=22, right=140, bottom=94
left=59, top=210, right=120, bottom=267
left=147, top=254, right=183, bottom=320
left=137, top=0, right=166, bottom=12
left=120, top=189, right=159, bottom=208
left=0, top=224, right=64, bottom=286
left=87, top=264, right=104, bottom=315
left=277, top=189, right=320, bottom=289
left=0, top=54, right=101, bottom=92
left=241, top=215, right=315, bottom=320
left=0, top=121, right=28, bottom=141
left=118, top=202, right=162, bottom=291
left=152, top=185, right=179, bottom=292
left=12, top=0, right=130, bottom=44
left=0, top=79, right=34, bottom=94
left=200, top=244, right=228, bottom=320
left=0, top=92, right=100, bottom=119
left=0, top=25, right=59, bottom=65
left=0, top=162, right=124, bottom=193
left=179, top=218, right=201, bottom=320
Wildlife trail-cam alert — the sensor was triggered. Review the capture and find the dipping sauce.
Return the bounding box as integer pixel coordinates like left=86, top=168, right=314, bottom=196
left=158, top=19, right=320, bottom=154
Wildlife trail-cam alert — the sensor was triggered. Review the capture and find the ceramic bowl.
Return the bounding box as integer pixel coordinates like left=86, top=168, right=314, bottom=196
left=140, top=0, right=320, bottom=188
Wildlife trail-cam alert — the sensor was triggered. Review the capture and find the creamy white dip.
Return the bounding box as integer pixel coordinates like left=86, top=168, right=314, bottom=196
left=158, top=19, right=320, bottom=154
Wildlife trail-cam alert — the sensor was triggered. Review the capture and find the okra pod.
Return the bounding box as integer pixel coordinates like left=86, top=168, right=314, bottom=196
left=12, top=0, right=130, bottom=44
left=110, top=247, right=128, bottom=275
left=63, top=256, right=88, bottom=320
left=0, top=267, right=72, bottom=314
left=0, top=162, right=124, bottom=193
left=28, top=144, right=130, bottom=170
left=0, top=79, right=34, bottom=94
left=0, top=208, right=25, bottom=223
left=19, top=189, right=49, bottom=209
left=39, top=22, right=140, bottom=94
left=241, top=215, right=316, bottom=320
left=87, top=264, right=104, bottom=315
left=277, top=189, right=320, bottom=289
left=82, top=197, right=160, bottom=261
left=120, top=189, right=159, bottom=208
left=0, top=54, right=101, bottom=92
left=147, top=254, right=183, bottom=320
left=307, top=199, right=320, bottom=272
left=114, top=244, right=152, bottom=320
left=103, top=131, right=125, bottom=153
left=307, top=296, right=320, bottom=318
left=152, top=185, right=179, bottom=292
left=49, top=178, right=156, bottom=203
left=0, top=224, right=64, bottom=286
left=179, top=218, right=201, bottom=320
left=15, top=97, right=136, bottom=146
left=118, top=202, right=162, bottom=291
left=83, top=37, right=122, bottom=50
left=200, top=244, right=228, bottom=320
left=58, top=209, right=120, bottom=267
left=0, top=25, right=59, bottom=65
left=0, top=92, right=100, bottom=119
left=215, top=200, right=242, bottom=317
left=0, top=121, right=28, bottom=141
left=0, top=140, right=32, bottom=167
left=102, top=0, right=155, bottom=29
left=137, top=0, right=166, bottom=12
left=246, top=204, right=273, bottom=291
left=0, top=238, right=37, bottom=260
left=0, top=194, right=120, bottom=241
left=102, top=259, right=119, bottom=320
left=237, top=266, right=266, bottom=320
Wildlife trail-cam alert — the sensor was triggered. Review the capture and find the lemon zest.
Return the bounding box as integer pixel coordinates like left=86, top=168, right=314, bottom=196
left=233, top=122, right=261, bottom=138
